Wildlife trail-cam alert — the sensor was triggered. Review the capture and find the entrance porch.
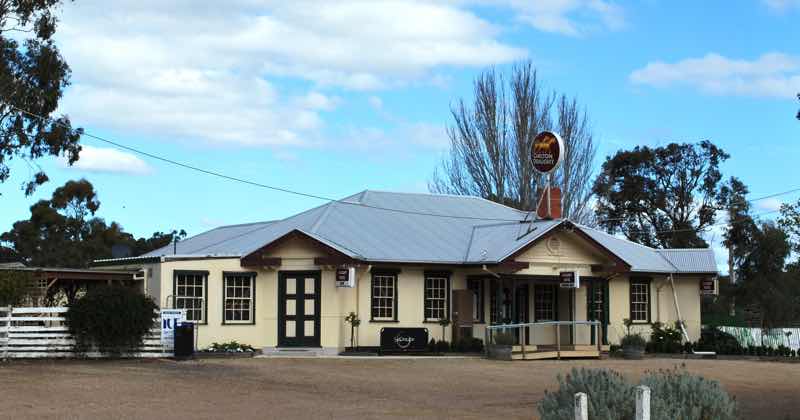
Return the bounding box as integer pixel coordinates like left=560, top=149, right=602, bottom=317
left=478, top=275, right=609, bottom=360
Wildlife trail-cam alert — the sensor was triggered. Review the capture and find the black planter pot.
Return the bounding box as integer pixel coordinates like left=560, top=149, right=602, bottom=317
left=622, top=346, right=645, bottom=360
left=487, top=344, right=513, bottom=361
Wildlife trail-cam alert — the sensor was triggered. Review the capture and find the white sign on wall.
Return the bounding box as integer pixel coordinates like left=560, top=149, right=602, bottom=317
left=160, top=309, right=187, bottom=348
left=335, top=267, right=356, bottom=288
left=559, top=271, right=581, bottom=289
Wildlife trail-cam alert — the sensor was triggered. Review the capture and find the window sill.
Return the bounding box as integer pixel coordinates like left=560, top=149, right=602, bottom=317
left=221, top=322, right=256, bottom=326
left=369, top=319, right=399, bottom=323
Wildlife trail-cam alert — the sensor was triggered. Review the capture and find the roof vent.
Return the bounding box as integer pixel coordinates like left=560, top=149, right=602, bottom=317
left=546, top=236, right=562, bottom=255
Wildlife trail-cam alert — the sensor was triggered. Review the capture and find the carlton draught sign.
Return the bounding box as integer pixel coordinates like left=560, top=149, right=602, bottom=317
left=531, top=131, right=565, bottom=174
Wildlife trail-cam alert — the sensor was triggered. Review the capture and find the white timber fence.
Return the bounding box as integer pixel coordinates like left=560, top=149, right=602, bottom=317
left=0, top=306, right=172, bottom=359
left=716, top=326, right=800, bottom=351
left=573, top=386, right=651, bottom=420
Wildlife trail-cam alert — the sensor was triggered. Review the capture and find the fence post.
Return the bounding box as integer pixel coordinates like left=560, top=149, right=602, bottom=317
left=1, top=306, right=11, bottom=360
left=574, top=392, right=588, bottom=420
left=635, top=385, right=650, bottom=420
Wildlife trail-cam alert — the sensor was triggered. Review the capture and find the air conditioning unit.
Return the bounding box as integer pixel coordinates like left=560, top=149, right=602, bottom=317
left=133, top=270, right=146, bottom=281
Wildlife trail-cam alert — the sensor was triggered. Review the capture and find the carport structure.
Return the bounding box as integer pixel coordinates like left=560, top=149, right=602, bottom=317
left=0, top=267, right=140, bottom=305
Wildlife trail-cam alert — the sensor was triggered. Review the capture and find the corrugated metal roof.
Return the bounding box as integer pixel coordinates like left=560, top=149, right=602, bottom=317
left=576, top=225, right=678, bottom=273
left=115, top=190, right=716, bottom=274
left=656, top=249, right=718, bottom=273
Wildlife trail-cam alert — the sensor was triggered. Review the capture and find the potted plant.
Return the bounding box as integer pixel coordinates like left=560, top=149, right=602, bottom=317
left=438, top=318, right=450, bottom=341
left=621, top=318, right=646, bottom=360
left=344, top=312, right=361, bottom=350
left=487, top=330, right=516, bottom=361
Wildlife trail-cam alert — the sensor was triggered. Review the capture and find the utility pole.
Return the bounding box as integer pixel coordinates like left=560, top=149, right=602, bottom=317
left=727, top=205, right=736, bottom=317
left=728, top=205, right=737, bottom=285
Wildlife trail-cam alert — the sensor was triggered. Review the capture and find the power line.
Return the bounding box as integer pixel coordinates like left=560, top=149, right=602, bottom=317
left=5, top=103, right=526, bottom=222
left=4, top=103, right=795, bottom=233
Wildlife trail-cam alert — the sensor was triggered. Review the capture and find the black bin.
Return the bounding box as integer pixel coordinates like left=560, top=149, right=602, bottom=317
left=173, top=323, right=195, bottom=359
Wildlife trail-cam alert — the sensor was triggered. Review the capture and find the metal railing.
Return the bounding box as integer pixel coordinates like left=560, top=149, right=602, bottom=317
left=485, top=320, right=602, bottom=359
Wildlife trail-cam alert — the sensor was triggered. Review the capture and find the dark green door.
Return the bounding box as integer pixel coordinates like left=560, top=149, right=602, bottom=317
left=587, top=279, right=609, bottom=345
left=278, top=271, right=321, bottom=347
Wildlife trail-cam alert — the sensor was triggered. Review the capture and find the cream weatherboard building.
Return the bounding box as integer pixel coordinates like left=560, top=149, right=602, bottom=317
left=93, top=190, right=717, bottom=355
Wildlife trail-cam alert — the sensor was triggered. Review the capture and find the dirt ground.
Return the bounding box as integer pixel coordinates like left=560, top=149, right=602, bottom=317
left=1, top=357, right=798, bottom=420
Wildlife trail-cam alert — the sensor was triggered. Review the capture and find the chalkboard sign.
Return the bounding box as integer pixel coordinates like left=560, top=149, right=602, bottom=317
left=379, top=327, right=429, bottom=353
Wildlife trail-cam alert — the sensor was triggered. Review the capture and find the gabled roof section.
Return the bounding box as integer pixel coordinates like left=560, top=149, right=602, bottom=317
left=465, top=219, right=562, bottom=263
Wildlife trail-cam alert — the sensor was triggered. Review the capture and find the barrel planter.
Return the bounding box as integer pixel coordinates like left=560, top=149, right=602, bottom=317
left=487, top=344, right=513, bottom=361
left=622, top=345, right=645, bottom=360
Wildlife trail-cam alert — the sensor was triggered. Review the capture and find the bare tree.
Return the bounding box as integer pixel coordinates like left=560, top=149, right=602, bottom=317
left=430, top=62, right=597, bottom=224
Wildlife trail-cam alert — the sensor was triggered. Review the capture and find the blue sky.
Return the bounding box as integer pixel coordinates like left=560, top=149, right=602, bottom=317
left=1, top=1, right=799, bottom=269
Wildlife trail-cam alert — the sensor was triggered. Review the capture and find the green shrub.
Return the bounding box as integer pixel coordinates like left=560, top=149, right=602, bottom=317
left=538, top=368, right=635, bottom=420
left=0, top=270, right=35, bottom=306
left=469, top=337, right=484, bottom=352
left=203, top=341, right=255, bottom=352
left=620, top=333, right=646, bottom=349
left=697, top=327, right=743, bottom=355
left=451, top=337, right=484, bottom=353
left=435, top=340, right=450, bottom=353
left=642, top=366, right=737, bottom=420
left=539, top=366, right=737, bottom=420
left=427, top=338, right=437, bottom=352
left=648, top=322, right=683, bottom=353
left=65, top=285, right=158, bottom=356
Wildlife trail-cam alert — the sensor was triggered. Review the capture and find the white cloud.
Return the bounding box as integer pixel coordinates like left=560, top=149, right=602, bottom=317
left=763, top=0, right=800, bottom=12
left=630, top=53, right=800, bottom=98
left=60, top=146, right=152, bottom=175
left=756, top=197, right=784, bottom=212
left=500, top=0, right=624, bottom=36
left=53, top=0, right=527, bottom=148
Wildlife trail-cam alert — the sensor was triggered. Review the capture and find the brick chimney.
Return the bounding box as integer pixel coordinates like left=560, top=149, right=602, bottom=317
left=536, top=187, right=562, bottom=219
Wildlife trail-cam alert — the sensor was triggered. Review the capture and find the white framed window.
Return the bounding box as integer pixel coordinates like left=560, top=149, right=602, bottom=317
left=174, top=271, right=207, bottom=323
left=630, top=279, right=650, bottom=323
left=534, top=284, right=556, bottom=321
left=371, top=271, right=398, bottom=321
left=424, top=273, right=450, bottom=322
left=223, top=272, right=256, bottom=324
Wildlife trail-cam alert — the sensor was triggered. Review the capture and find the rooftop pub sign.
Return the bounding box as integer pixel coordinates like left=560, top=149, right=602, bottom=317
left=531, top=131, right=565, bottom=174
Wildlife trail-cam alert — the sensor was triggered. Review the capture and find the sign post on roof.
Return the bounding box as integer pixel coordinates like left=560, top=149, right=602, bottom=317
left=530, top=131, right=566, bottom=220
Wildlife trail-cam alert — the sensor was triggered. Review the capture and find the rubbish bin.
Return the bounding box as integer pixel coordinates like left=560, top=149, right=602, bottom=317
left=174, top=322, right=195, bottom=359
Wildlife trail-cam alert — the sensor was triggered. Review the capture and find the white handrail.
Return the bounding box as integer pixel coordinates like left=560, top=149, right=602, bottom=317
left=486, top=320, right=601, bottom=330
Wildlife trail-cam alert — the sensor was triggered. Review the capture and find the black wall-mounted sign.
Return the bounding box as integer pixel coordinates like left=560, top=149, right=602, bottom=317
left=700, top=278, right=717, bottom=295
left=379, top=327, right=429, bottom=353
left=559, top=271, right=580, bottom=288
left=335, top=267, right=355, bottom=287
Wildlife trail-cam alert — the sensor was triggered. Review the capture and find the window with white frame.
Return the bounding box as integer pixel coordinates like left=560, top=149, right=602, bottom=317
left=224, top=273, right=255, bottom=324
left=424, top=274, right=449, bottom=322
left=534, top=284, right=556, bottom=321
left=630, top=279, right=650, bottom=322
left=371, top=272, right=397, bottom=321
left=174, top=271, right=207, bottom=323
